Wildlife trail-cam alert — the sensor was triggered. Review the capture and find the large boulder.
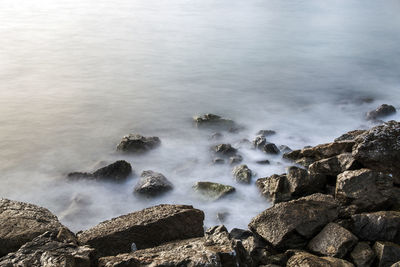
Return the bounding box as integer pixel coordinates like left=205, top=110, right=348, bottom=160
left=351, top=211, right=400, bottom=244
left=0, top=199, right=64, bottom=257
left=77, top=204, right=205, bottom=258
left=117, top=134, right=160, bottom=153
left=308, top=153, right=361, bottom=178
left=286, top=251, right=354, bottom=267
left=307, top=223, right=358, bottom=258
left=68, top=160, right=132, bottom=182
left=193, top=114, right=236, bottom=131
left=248, top=194, right=339, bottom=249
left=350, top=242, right=375, bottom=267
left=352, top=121, right=400, bottom=182
left=0, top=230, right=96, bottom=267
left=366, top=104, right=396, bottom=121
left=373, top=241, right=400, bottom=267
left=134, top=170, right=173, bottom=196
left=335, top=130, right=367, bottom=142
left=98, top=225, right=248, bottom=267
left=335, top=169, right=394, bottom=214
left=193, top=182, right=235, bottom=201
left=232, top=165, right=252, bottom=184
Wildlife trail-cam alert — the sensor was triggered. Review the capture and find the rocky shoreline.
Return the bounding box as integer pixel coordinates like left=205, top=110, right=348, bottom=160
left=1, top=105, right=400, bottom=266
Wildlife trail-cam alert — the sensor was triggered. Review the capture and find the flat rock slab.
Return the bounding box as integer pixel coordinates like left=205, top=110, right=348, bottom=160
left=249, top=194, right=339, bottom=249
left=308, top=222, right=358, bottom=258
left=77, top=204, right=204, bottom=258
left=0, top=198, right=64, bottom=257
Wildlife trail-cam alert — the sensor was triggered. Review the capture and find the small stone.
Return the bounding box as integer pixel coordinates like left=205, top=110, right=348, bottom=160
left=257, top=130, right=276, bottom=137
left=134, top=170, right=173, bottom=197
left=256, top=159, right=271, bottom=165
left=213, top=144, right=238, bottom=156
left=117, top=134, right=160, bottom=153
left=232, top=164, right=252, bottom=184
left=193, top=182, right=235, bottom=201
left=229, top=155, right=243, bottom=165
left=366, top=104, right=396, bottom=121
left=213, top=157, right=225, bottom=164
left=253, top=135, right=267, bottom=149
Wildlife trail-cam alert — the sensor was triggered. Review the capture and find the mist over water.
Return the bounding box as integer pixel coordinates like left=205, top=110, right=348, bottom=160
left=1, top=0, right=400, bottom=232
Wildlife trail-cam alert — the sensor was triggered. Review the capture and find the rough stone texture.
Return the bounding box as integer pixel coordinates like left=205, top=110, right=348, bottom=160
left=133, top=170, right=173, bottom=196
left=117, top=134, right=160, bottom=153
left=98, top=225, right=248, bottom=267
left=0, top=198, right=64, bottom=257
left=366, top=104, right=396, bottom=121
left=232, top=164, right=252, bottom=184
left=0, top=231, right=96, bottom=267
left=257, top=130, right=277, bottom=137
left=214, top=144, right=238, bottom=156
left=350, top=242, right=375, bottom=267
left=249, top=194, right=339, bottom=249
left=352, top=121, right=400, bottom=180
left=392, top=262, right=400, bottom=267
left=351, top=211, right=400, bottom=244
left=193, top=182, right=235, bottom=201
left=335, top=130, right=367, bottom=142
left=335, top=169, right=394, bottom=213
left=229, top=155, right=243, bottom=165
left=262, top=143, right=280, bottom=154
left=77, top=204, right=205, bottom=258
left=373, top=241, right=400, bottom=267
left=307, top=223, right=358, bottom=258
left=308, top=153, right=361, bottom=177
left=253, top=135, right=267, bottom=149
left=286, top=251, right=354, bottom=267
left=193, top=113, right=236, bottom=131
left=69, top=160, right=133, bottom=182
left=256, top=174, right=292, bottom=204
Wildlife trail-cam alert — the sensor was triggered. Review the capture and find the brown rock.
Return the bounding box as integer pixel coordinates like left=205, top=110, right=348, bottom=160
left=350, top=242, right=375, bottom=267
left=286, top=251, right=354, bottom=267
left=373, top=241, right=400, bottom=267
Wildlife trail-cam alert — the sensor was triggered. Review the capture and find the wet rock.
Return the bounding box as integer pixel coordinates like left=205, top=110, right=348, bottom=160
left=249, top=194, right=339, bottom=249
left=217, top=212, right=229, bottom=223
left=286, top=251, right=354, bottom=267
left=0, top=198, right=64, bottom=257
left=279, top=145, right=292, bottom=153
left=307, top=222, right=358, bottom=258
left=68, top=160, right=132, bottom=182
left=0, top=230, right=96, bottom=267
left=335, top=130, right=367, bottom=142
left=262, top=143, right=280, bottom=154
left=211, top=132, right=224, bottom=140
left=193, top=113, right=236, bottom=131
left=232, top=164, right=252, bottom=184
left=366, top=104, right=396, bottom=121
left=67, top=171, right=94, bottom=179
left=134, top=170, right=173, bottom=196
left=98, top=225, right=248, bottom=267
left=59, top=193, right=93, bottom=223
left=193, top=182, right=235, bottom=201
left=77, top=204, right=204, bottom=258
left=213, top=157, right=226, bottom=164
left=256, top=159, right=271, bottom=165
left=335, top=169, right=394, bottom=214
left=352, top=121, right=400, bottom=183
left=350, top=242, right=375, bottom=267
left=253, top=135, right=267, bottom=149
left=117, top=134, right=160, bottom=153
left=351, top=211, right=400, bottom=244
left=214, top=143, right=238, bottom=157
left=229, top=154, right=243, bottom=165
left=257, top=130, right=277, bottom=137
left=373, top=241, right=400, bottom=267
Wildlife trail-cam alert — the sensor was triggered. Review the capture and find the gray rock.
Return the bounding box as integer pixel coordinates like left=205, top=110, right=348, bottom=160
left=211, top=132, right=224, bottom=140
left=279, top=145, right=292, bottom=153
left=68, top=160, right=132, bottom=182
left=335, top=130, right=367, bottom=142
left=373, top=241, right=400, bottom=267
left=214, top=143, right=238, bottom=157
left=248, top=194, right=339, bottom=249
left=366, top=104, right=396, bottom=121
left=232, top=164, right=252, bottom=184
left=229, top=155, right=243, bottom=165
left=256, top=159, right=271, bottom=165
left=253, top=135, right=267, bottom=149
left=193, top=113, right=236, bottom=131
left=98, top=225, right=248, bottom=267
left=308, top=153, right=361, bottom=177
left=307, top=222, right=358, bottom=258
left=0, top=199, right=64, bottom=257
left=117, top=134, right=160, bottom=153
left=286, top=251, right=354, bottom=267
left=262, top=143, right=280, bottom=154
left=213, top=157, right=226, bottom=164
left=134, top=170, right=173, bottom=196
left=77, top=204, right=204, bottom=258
left=350, top=242, right=375, bottom=267
left=257, top=130, right=277, bottom=137
left=193, top=182, right=235, bottom=201
left=0, top=230, right=96, bottom=267
left=351, top=211, right=400, bottom=243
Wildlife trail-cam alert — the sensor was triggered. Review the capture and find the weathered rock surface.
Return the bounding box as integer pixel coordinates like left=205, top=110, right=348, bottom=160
left=286, top=251, right=354, bottom=267
left=134, top=170, right=173, bottom=196
left=232, top=164, right=252, bottom=183
left=193, top=114, right=236, bottom=131
left=253, top=135, right=267, bottom=149
left=308, top=153, right=361, bottom=177
left=335, top=169, right=394, bottom=213
left=262, top=143, right=280, bottom=154
left=214, top=143, right=238, bottom=156
left=0, top=230, right=96, bottom=267
left=366, top=104, right=396, bottom=121
left=257, top=130, right=276, bottom=137
left=77, top=204, right=205, bottom=258
left=249, top=194, right=339, bottom=249
left=350, top=242, right=375, bottom=267
left=68, top=160, right=133, bottom=182
left=230, top=154, right=243, bottom=165
left=373, top=241, right=400, bottom=267
left=335, top=130, right=367, bottom=142
left=307, top=223, right=358, bottom=258
left=98, top=225, right=248, bottom=267
left=193, top=182, right=235, bottom=201
left=117, top=134, right=160, bottom=153
left=351, top=211, right=400, bottom=243
left=0, top=198, right=64, bottom=257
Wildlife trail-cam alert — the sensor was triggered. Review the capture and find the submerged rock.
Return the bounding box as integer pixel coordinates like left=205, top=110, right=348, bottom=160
left=117, top=134, right=160, bottom=153
left=262, top=143, right=280, bottom=154
left=257, top=130, right=276, bottom=137
left=77, top=204, right=204, bottom=258
left=193, top=113, right=236, bottom=131
left=193, top=182, right=235, bottom=201
left=134, top=170, right=173, bottom=196
left=253, top=135, right=267, bottom=149
left=366, top=104, right=396, bottom=121
left=232, top=164, right=252, bottom=184
left=229, top=154, right=243, bottom=165
left=0, top=198, right=64, bottom=257
left=68, top=160, right=132, bottom=182
left=214, top=143, right=238, bottom=156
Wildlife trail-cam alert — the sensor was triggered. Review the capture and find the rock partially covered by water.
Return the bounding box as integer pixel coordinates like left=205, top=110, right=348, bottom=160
left=214, top=143, right=238, bottom=157
left=134, top=170, right=173, bottom=196
left=98, top=225, right=248, bottom=267
left=193, top=181, right=235, bottom=201
left=0, top=198, right=64, bottom=257
left=77, top=204, right=205, bottom=258
left=232, top=164, right=252, bottom=184
left=68, top=160, right=133, bottom=182
left=257, top=129, right=276, bottom=137
left=249, top=194, right=339, bottom=249
left=117, top=134, right=160, bottom=153
left=193, top=113, right=236, bottom=131
left=262, top=143, right=280, bottom=154
left=253, top=135, right=267, bottom=149
left=0, top=230, right=96, bottom=267
left=366, top=104, right=396, bottom=121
